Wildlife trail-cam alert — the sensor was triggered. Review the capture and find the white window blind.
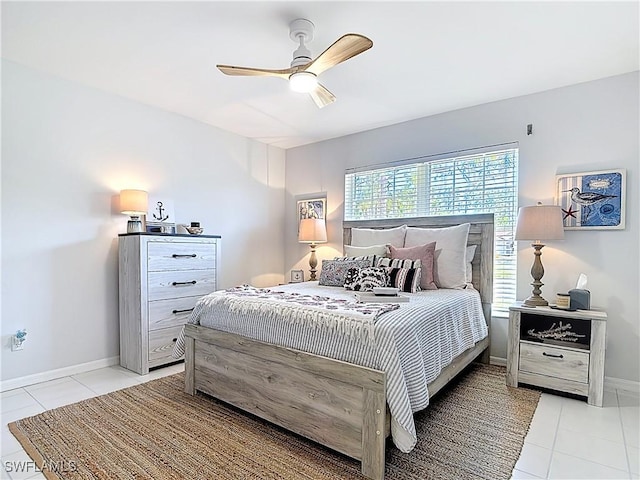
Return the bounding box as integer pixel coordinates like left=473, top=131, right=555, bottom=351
left=344, top=147, right=519, bottom=315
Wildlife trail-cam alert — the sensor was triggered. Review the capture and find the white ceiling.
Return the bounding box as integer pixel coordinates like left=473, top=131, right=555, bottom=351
left=2, top=1, right=638, bottom=149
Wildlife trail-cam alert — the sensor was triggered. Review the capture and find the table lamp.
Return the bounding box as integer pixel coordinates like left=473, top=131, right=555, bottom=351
left=120, top=189, right=148, bottom=233
left=515, top=203, right=565, bottom=306
left=298, top=218, right=327, bottom=281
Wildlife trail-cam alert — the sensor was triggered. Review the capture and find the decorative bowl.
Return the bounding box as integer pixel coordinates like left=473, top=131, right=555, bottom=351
left=185, top=226, right=203, bottom=235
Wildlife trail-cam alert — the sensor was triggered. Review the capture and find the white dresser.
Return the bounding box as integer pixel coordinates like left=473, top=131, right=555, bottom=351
left=118, top=233, right=221, bottom=374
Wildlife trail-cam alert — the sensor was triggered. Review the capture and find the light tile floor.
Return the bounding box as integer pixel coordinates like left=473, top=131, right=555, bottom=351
left=1, top=364, right=638, bottom=479
left=512, top=389, right=639, bottom=479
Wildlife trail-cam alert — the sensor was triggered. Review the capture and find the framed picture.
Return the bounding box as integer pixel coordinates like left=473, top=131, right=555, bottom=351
left=556, top=169, right=626, bottom=230
left=146, top=197, right=177, bottom=234
left=297, top=196, right=326, bottom=232
left=290, top=270, right=304, bottom=283
left=147, top=197, right=175, bottom=223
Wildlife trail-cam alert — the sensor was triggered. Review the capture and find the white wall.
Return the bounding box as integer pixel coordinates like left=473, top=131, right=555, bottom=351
left=285, top=72, right=639, bottom=384
left=1, top=61, right=286, bottom=382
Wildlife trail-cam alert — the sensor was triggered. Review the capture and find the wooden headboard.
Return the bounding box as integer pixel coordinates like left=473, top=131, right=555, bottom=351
left=343, top=213, right=495, bottom=332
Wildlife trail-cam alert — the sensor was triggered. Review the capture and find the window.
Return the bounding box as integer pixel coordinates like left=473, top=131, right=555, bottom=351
left=344, top=146, right=519, bottom=315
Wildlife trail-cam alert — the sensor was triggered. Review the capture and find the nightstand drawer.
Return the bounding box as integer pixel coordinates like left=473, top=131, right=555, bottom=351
left=148, top=242, right=216, bottom=272
left=149, top=325, right=184, bottom=367
left=148, top=296, right=200, bottom=330
left=519, top=342, right=589, bottom=383
left=148, top=270, right=216, bottom=301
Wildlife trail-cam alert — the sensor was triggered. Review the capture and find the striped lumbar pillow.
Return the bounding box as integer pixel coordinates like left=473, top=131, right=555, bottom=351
left=377, top=258, right=422, bottom=293
left=386, top=266, right=422, bottom=293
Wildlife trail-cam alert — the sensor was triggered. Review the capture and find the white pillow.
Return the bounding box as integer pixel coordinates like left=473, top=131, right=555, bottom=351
left=344, top=244, right=389, bottom=257
left=466, top=245, right=477, bottom=284
left=404, top=223, right=470, bottom=289
left=350, top=225, right=407, bottom=248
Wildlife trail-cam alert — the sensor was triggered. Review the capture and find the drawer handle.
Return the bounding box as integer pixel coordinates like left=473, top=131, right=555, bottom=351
left=542, top=352, right=564, bottom=359
left=172, top=254, right=197, bottom=258
left=172, top=281, right=197, bottom=286
left=172, top=308, right=194, bottom=314
left=172, top=338, right=178, bottom=343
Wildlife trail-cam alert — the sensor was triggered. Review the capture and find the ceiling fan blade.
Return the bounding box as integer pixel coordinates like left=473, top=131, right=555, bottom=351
left=309, top=83, right=336, bottom=108
left=303, top=34, right=373, bottom=76
left=217, top=64, right=293, bottom=79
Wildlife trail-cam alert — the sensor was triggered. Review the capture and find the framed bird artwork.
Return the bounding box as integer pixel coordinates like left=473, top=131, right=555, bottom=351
left=556, top=169, right=626, bottom=230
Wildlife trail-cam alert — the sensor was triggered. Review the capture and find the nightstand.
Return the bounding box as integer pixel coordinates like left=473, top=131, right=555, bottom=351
left=507, top=302, right=607, bottom=406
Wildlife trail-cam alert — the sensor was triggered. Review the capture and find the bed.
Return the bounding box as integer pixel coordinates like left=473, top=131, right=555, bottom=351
left=178, top=213, right=494, bottom=479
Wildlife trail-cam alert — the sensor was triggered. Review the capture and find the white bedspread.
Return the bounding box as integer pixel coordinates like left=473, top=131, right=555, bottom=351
left=174, top=282, right=487, bottom=453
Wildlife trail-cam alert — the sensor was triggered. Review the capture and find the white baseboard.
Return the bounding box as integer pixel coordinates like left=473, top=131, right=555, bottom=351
left=605, top=376, right=640, bottom=394
left=488, top=355, right=639, bottom=394
left=1, top=356, right=120, bottom=392
left=490, top=356, right=506, bottom=366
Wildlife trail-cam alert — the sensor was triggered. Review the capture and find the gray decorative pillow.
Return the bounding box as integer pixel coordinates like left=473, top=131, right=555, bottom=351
left=344, top=267, right=389, bottom=292
left=319, top=259, right=371, bottom=286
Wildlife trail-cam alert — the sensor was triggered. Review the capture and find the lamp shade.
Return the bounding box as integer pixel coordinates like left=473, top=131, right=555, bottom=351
left=298, top=218, right=327, bottom=243
left=120, top=189, right=148, bottom=215
left=515, top=204, right=565, bottom=242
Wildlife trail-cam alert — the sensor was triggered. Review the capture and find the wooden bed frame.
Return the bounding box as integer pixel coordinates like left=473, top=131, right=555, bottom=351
left=183, top=213, right=494, bottom=479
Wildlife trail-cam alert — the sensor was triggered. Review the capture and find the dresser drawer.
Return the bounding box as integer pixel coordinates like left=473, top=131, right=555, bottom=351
left=149, top=325, right=184, bottom=367
left=148, top=296, right=200, bottom=331
left=148, top=242, right=216, bottom=272
left=519, top=342, right=589, bottom=383
left=148, top=270, right=216, bottom=301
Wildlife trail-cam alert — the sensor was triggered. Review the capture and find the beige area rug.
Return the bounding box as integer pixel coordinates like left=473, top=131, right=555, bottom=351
left=9, top=364, right=540, bottom=480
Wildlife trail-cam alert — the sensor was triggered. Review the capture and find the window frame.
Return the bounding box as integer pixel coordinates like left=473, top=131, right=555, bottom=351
left=344, top=144, right=519, bottom=316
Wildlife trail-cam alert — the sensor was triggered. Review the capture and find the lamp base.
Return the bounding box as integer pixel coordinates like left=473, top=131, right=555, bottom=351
left=127, top=216, right=143, bottom=233
left=524, top=243, right=548, bottom=307
left=308, top=243, right=318, bottom=281
left=522, top=295, right=548, bottom=307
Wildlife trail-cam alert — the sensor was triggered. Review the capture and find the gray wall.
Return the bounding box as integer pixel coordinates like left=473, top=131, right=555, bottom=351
left=1, top=61, right=286, bottom=383
left=285, top=72, right=639, bottom=384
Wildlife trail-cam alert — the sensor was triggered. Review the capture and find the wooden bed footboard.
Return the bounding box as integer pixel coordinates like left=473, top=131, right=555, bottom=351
left=183, top=323, right=388, bottom=480
left=184, top=324, right=489, bottom=479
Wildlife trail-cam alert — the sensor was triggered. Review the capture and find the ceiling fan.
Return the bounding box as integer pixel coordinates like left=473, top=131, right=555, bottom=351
left=217, top=19, right=373, bottom=108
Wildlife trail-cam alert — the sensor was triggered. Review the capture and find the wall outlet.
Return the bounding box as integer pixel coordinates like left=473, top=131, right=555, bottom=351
left=11, top=330, right=27, bottom=351
left=11, top=338, right=24, bottom=351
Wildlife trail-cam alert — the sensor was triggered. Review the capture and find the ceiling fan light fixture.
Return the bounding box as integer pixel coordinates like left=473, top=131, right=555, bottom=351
left=289, top=71, right=317, bottom=93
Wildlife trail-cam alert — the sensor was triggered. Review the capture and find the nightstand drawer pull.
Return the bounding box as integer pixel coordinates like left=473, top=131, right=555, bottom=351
left=172, top=308, right=194, bottom=314
left=542, top=352, right=564, bottom=359
left=172, top=254, right=197, bottom=258
left=172, top=280, right=197, bottom=286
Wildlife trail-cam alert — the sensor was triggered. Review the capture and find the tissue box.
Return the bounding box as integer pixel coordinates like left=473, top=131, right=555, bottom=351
left=569, top=289, right=590, bottom=310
